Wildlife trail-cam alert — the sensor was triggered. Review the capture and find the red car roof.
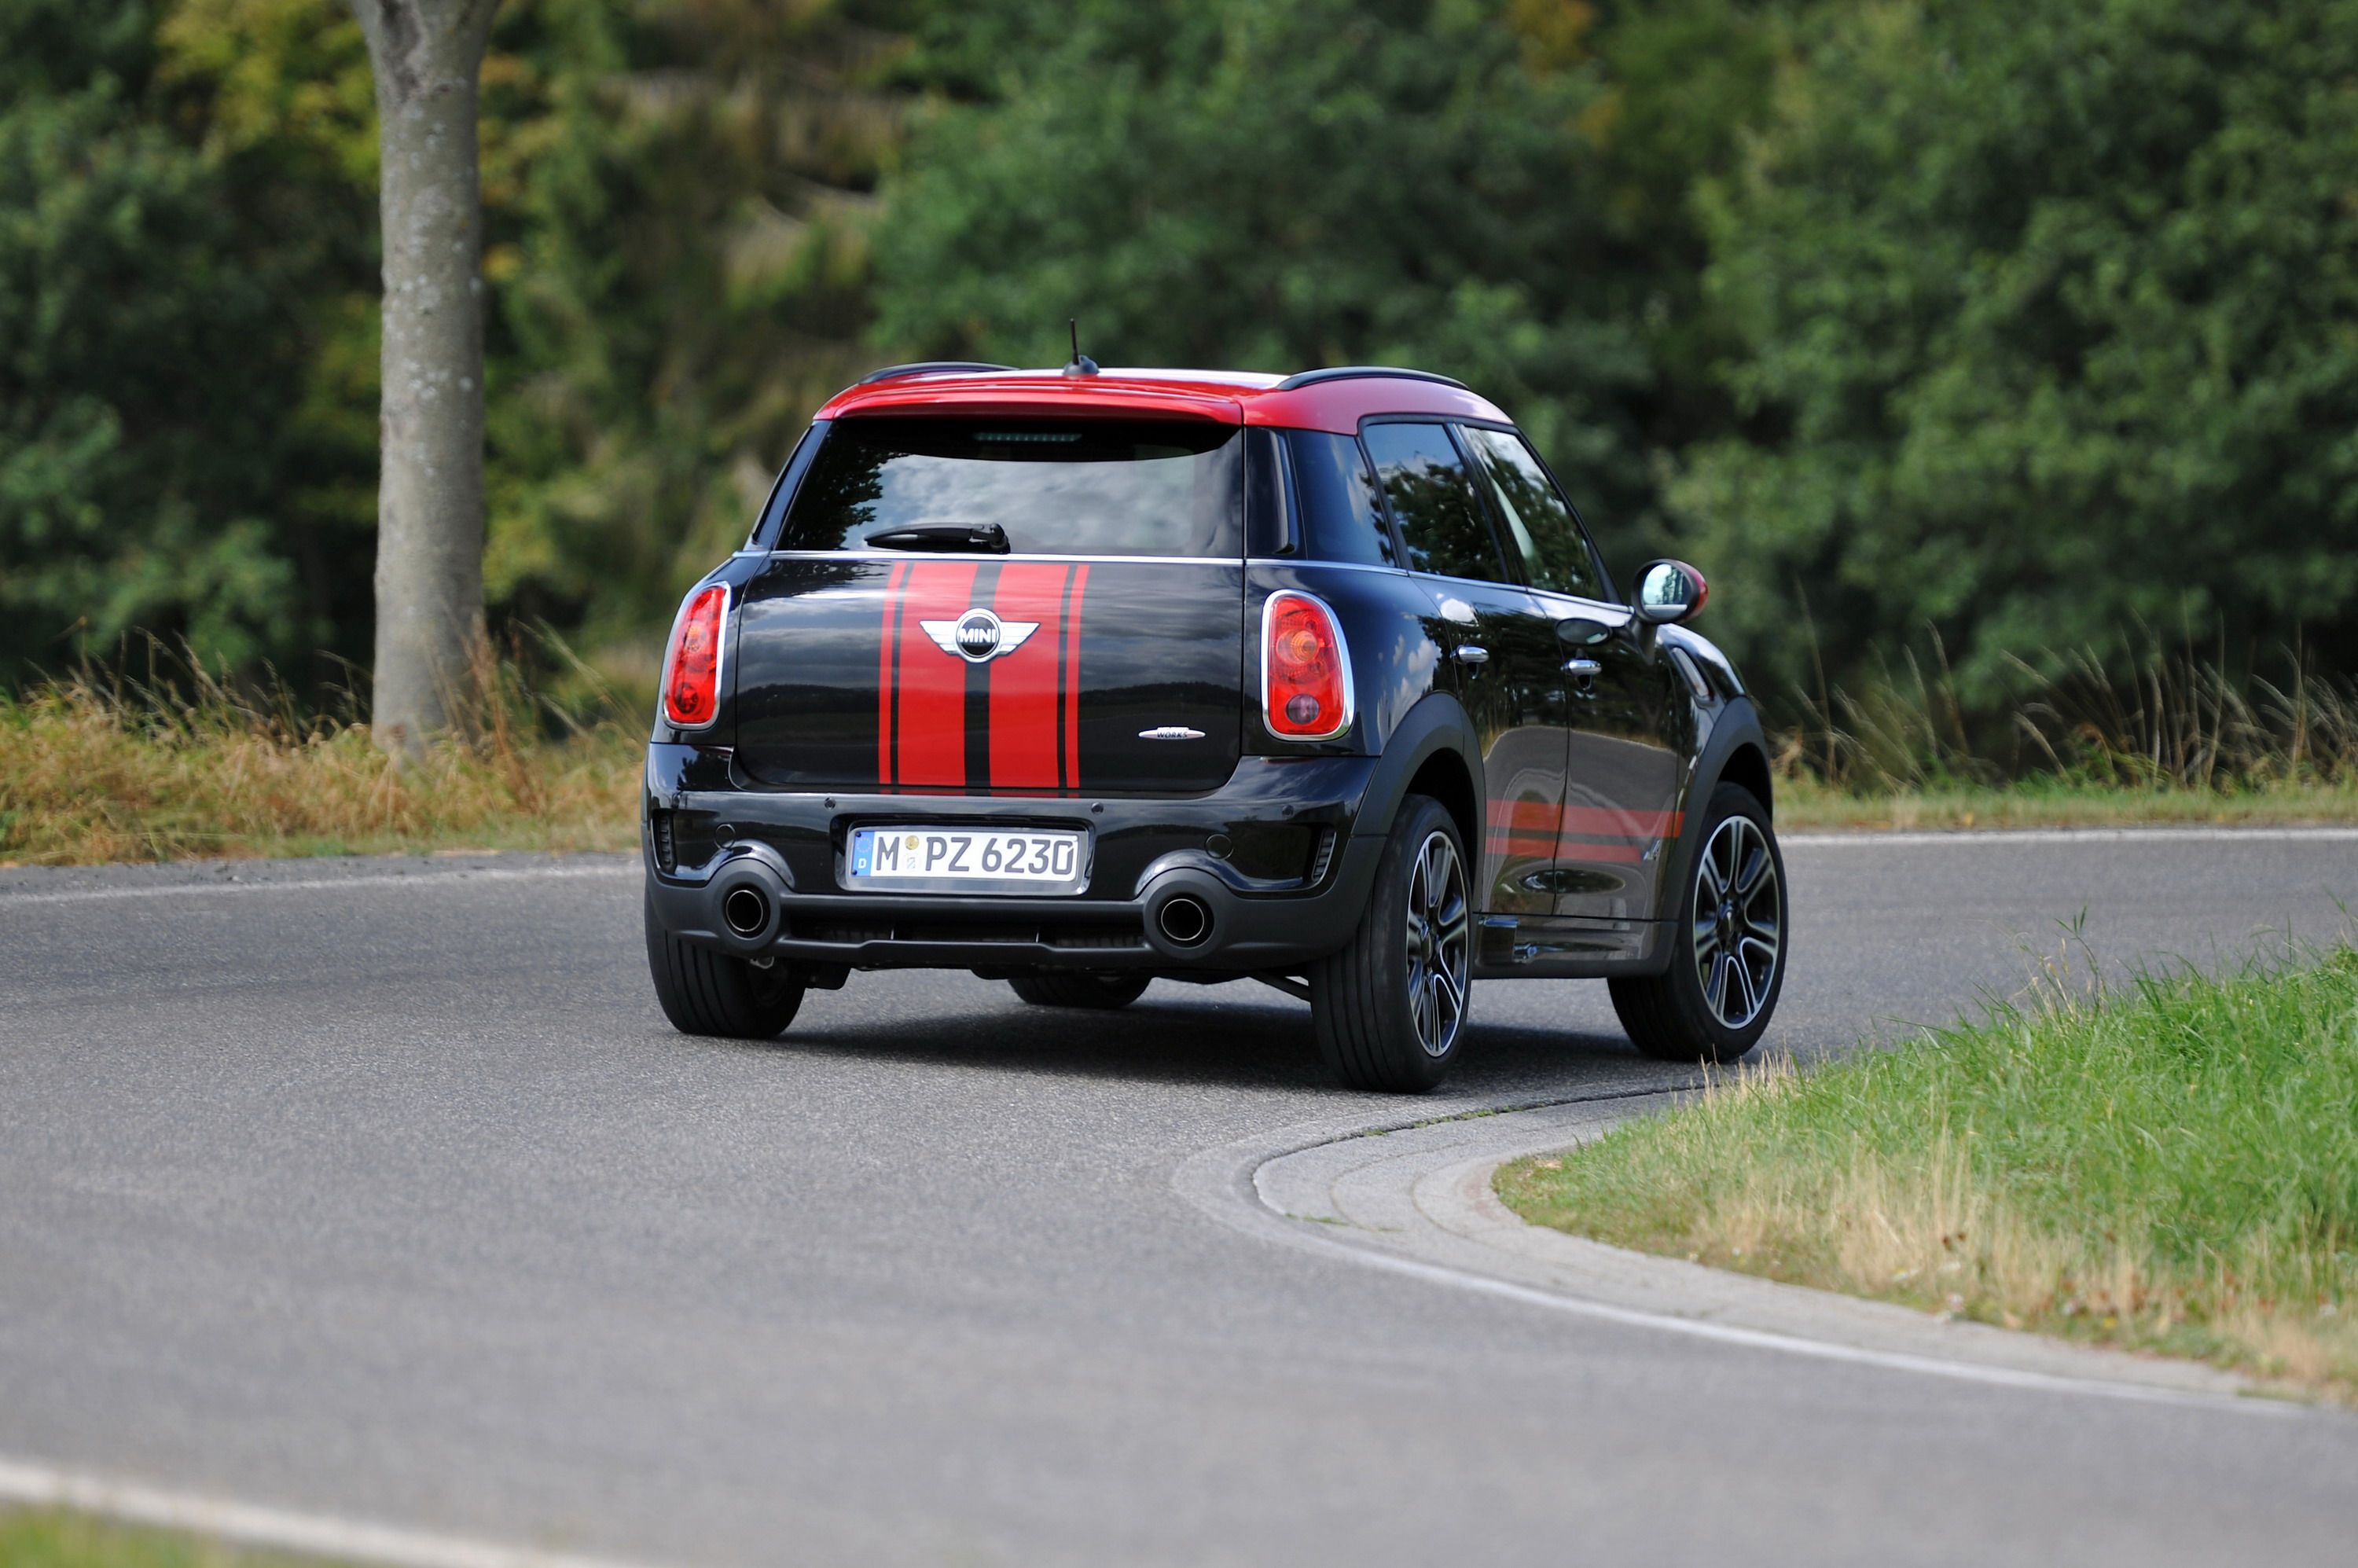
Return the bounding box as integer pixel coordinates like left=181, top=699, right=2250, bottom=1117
left=812, top=366, right=1513, bottom=436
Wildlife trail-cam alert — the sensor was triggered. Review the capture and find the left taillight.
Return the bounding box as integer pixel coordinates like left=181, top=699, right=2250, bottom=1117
left=662, top=583, right=729, bottom=729
left=1262, top=589, right=1353, bottom=742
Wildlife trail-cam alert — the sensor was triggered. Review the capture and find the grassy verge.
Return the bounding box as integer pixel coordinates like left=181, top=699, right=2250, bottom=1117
left=0, top=1510, right=330, bottom=1567
left=1497, top=951, right=2358, bottom=1401
left=0, top=663, right=640, bottom=867
left=6, top=636, right=2358, bottom=866
left=1775, top=775, right=2358, bottom=831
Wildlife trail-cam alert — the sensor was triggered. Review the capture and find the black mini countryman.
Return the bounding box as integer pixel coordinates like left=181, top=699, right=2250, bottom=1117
left=642, top=362, right=1787, bottom=1091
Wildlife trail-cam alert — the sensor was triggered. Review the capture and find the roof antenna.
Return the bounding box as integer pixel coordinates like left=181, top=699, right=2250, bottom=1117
left=1063, top=318, right=1098, bottom=378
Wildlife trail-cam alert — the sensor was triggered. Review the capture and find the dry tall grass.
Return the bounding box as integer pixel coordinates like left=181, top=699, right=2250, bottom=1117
left=0, top=646, right=641, bottom=865
left=1778, top=634, right=2358, bottom=797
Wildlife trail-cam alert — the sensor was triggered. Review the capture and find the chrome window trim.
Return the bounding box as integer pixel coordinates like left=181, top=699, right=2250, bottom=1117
left=752, top=549, right=1250, bottom=567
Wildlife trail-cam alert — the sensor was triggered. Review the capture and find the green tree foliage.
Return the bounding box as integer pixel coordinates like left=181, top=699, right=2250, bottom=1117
left=6, top=0, right=2355, bottom=741
left=875, top=0, right=1677, bottom=542
left=1669, top=0, right=2358, bottom=704
left=0, top=0, right=348, bottom=682
left=478, top=0, right=918, bottom=643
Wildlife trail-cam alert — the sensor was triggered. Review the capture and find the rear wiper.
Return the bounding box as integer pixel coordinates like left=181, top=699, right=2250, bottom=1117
left=864, top=523, right=1010, bottom=554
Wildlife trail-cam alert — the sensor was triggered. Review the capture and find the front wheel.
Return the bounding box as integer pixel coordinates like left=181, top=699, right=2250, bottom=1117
left=1006, top=972, right=1152, bottom=1009
left=1309, top=794, right=1473, bottom=1092
left=1609, top=783, right=1786, bottom=1063
left=645, top=888, right=806, bottom=1039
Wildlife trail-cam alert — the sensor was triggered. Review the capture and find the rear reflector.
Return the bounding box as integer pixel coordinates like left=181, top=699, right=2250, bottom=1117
left=1262, top=590, right=1353, bottom=741
left=663, top=583, right=728, bottom=729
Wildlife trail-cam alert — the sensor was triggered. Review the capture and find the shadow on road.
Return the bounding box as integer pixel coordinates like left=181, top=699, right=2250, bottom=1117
left=708, top=984, right=1666, bottom=1100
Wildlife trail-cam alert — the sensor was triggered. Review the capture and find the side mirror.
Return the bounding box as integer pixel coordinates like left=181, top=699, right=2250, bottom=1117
left=1632, top=560, right=1708, bottom=626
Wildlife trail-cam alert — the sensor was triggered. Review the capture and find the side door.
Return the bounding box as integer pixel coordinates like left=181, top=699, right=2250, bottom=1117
left=1357, top=420, right=1570, bottom=918
left=1456, top=424, right=1688, bottom=922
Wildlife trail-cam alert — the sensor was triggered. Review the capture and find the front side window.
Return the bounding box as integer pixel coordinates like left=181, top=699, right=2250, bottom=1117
left=1282, top=429, right=1395, bottom=566
left=1459, top=426, right=1606, bottom=600
left=778, top=417, right=1243, bottom=556
left=1358, top=421, right=1509, bottom=584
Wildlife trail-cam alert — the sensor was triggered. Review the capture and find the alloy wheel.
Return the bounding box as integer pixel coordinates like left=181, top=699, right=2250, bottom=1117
left=1691, top=814, right=1781, bottom=1030
left=1403, top=830, right=1471, bottom=1057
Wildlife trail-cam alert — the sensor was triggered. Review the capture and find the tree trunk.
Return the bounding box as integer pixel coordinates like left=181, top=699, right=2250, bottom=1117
left=351, top=0, right=500, bottom=755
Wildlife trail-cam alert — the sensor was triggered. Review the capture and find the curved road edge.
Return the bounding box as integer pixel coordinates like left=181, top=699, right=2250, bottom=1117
left=1170, top=1093, right=2319, bottom=1416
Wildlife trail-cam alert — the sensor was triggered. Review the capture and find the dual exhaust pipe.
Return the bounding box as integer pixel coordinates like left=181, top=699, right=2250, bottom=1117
left=700, top=853, right=1221, bottom=957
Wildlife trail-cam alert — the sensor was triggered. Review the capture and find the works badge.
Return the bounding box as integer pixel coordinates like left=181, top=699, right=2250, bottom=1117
left=920, top=607, right=1041, bottom=664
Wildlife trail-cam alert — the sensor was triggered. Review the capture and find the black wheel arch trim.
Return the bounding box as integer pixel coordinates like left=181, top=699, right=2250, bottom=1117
left=1350, top=692, right=1484, bottom=850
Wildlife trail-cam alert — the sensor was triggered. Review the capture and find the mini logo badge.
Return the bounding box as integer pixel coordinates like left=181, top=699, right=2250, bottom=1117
left=919, top=608, right=1041, bottom=663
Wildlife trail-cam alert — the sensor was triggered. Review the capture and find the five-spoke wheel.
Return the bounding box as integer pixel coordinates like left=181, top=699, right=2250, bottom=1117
left=1402, top=830, right=1471, bottom=1059
left=1610, top=783, right=1787, bottom=1063
left=1310, top=793, right=1475, bottom=1092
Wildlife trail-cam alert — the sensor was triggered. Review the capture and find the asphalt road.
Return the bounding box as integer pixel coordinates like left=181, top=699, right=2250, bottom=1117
left=2, top=831, right=2356, bottom=1566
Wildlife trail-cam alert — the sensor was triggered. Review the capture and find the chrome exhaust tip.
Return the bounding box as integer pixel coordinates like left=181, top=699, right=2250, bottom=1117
left=722, top=885, right=770, bottom=939
left=1155, top=894, right=1212, bottom=949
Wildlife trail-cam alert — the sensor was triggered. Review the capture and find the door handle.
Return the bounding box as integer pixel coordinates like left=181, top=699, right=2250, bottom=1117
left=1454, top=645, right=1490, bottom=666
left=1563, top=658, right=1602, bottom=677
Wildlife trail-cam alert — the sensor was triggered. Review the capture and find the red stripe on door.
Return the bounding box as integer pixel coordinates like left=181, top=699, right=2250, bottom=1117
left=894, top=560, right=981, bottom=788
left=1486, top=799, right=1562, bottom=832
left=876, top=560, right=912, bottom=784
left=1561, top=805, right=1684, bottom=839
left=989, top=563, right=1069, bottom=790
left=1060, top=564, right=1090, bottom=790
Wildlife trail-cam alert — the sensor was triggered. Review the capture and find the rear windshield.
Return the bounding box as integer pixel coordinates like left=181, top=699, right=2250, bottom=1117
left=778, top=417, right=1243, bottom=557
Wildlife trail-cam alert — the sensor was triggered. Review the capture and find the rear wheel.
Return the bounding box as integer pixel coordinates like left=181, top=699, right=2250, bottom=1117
left=1006, top=973, right=1153, bottom=1009
left=645, top=888, right=806, bottom=1039
left=1609, top=783, right=1785, bottom=1063
left=1309, top=794, right=1472, bottom=1092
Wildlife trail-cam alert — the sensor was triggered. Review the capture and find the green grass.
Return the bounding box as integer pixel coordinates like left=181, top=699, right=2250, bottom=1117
left=0, top=1510, right=330, bottom=1568
left=1497, top=949, right=2358, bottom=1401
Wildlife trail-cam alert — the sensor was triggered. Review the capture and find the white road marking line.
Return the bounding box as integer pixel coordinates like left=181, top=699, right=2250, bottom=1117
left=0, top=861, right=637, bottom=907
left=1786, top=826, right=2358, bottom=846
left=1266, top=1221, right=2310, bottom=1413
left=0, top=1456, right=656, bottom=1568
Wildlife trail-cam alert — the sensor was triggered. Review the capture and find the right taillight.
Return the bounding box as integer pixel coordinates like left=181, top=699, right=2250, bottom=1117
left=662, top=583, right=728, bottom=729
left=1262, top=590, right=1353, bottom=741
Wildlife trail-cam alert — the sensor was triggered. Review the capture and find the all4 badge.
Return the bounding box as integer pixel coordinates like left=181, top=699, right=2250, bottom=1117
left=919, top=608, right=1040, bottom=664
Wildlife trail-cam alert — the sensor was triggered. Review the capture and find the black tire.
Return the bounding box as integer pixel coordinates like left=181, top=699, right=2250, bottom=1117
left=645, top=887, right=806, bottom=1039
left=1309, top=793, right=1473, bottom=1092
left=1006, top=972, right=1153, bottom=1009
left=1609, top=783, right=1787, bottom=1063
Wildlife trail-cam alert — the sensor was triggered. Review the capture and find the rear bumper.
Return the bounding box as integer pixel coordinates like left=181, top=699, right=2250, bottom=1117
left=642, top=744, right=1387, bottom=972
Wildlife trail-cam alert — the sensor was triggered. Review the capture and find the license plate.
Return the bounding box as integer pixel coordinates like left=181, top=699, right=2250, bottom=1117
left=847, top=826, right=1086, bottom=893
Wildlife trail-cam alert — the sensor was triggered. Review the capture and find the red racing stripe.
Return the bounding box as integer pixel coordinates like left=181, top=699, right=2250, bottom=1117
left=989, top=563, right=1069, bottom=790
left=894, top=560, right=981, bottom=788
left=876, top=560, right=912, bottom=784
left=1559, top=805, right=1684, bottom=839
left=1486, top=799, right=1562, bottom=832
left=1061, top=564, right=1090, bottom=789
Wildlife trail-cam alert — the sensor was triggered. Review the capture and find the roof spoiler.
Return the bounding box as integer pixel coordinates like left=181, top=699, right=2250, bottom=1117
left=1271, top=365, right=1469, bottom=392
left=857, top=361, right=1019, bottom=385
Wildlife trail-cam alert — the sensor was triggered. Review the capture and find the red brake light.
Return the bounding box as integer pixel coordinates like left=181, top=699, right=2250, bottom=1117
left=663, top=584, right=728, bottom=728
left=1262, top=591, right=1352, bottom=741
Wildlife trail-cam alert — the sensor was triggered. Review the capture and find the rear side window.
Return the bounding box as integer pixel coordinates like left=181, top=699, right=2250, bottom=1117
left=779, top=417, right=1243, bottom=556
left=1459, top=426, right=1607, bottom=600
left=1282, top=429, right=1395, bottom=566
left=1359, top=421, right=1508, bottom=584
